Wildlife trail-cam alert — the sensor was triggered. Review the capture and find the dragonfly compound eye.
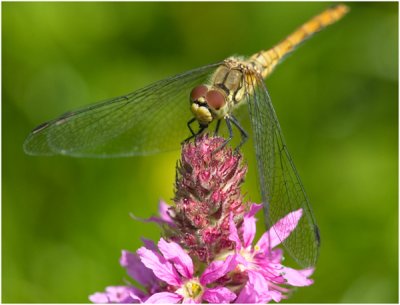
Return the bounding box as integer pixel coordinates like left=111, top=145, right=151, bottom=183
left=190, top=85, right=208, bottom=102
left=206, top=90, right=225, bottom=110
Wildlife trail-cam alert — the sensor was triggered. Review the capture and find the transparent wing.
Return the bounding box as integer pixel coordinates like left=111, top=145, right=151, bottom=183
left=24, top=63, right=221, bottom=157
left=245, top=75, right=320, bottom=268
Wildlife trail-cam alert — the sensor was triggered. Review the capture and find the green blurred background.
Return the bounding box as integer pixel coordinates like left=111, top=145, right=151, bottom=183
left=3, top=2, right=398, bottom=303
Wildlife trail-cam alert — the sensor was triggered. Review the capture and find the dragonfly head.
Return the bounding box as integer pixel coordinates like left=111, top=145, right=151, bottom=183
left=190, top=85, right=226, bottom=127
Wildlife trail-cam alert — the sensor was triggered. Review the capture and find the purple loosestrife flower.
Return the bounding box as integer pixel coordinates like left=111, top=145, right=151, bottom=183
left=89, top=135, right=314, bottom=303
left=137, top=238, right=237, bottom=303
left=227, top=204, right=314, bottom=303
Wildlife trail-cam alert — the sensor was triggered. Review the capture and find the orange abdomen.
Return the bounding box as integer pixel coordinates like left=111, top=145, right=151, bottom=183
left=251, top=4, right=349, bottom=78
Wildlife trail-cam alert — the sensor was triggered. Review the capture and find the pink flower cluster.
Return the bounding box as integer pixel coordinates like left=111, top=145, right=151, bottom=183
left=90, top=135, right=314, bottom=303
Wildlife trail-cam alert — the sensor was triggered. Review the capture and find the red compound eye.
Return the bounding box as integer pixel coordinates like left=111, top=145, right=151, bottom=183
left=206, top=90, right=225, bottom=110
left=190, top=85, right=208, bottom=101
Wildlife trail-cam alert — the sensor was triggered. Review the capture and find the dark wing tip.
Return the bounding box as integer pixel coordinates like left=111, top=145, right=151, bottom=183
left=23, top=121, right=55, bottom=156
left=314, top=224, right=321, bottom=248
left=31, top=121, right=50, bottom=134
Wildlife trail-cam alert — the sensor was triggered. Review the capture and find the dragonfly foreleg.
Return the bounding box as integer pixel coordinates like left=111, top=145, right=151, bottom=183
left=182, top=117, right=206, bottom=144
left=212, top=117, right=233, bottom=154
left=230, top=115, right=248, bottom=151
left=214, top=119, right=222, bottom=136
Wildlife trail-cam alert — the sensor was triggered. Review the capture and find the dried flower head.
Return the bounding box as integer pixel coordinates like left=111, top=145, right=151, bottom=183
left=169, top=135, right=249, bottom=262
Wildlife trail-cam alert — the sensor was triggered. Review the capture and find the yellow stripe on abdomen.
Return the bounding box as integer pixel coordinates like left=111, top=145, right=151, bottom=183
left=251, top=4, right=349, bottom=78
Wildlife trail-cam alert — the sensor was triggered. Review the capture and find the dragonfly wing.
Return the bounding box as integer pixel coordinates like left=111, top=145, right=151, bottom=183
left=246, top=75, right=320, bottom=268
left=24, top=63, right=221, bottom=157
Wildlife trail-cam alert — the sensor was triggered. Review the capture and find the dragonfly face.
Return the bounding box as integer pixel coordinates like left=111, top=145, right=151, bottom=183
left=189, top=84, right=225, bottom=127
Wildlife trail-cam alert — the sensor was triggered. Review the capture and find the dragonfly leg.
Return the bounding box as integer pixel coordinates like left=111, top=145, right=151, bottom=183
left=182, top=118, right=197, bottom=144
left=213, top=117, right=233, bottom=153
left=214, top=119, right=222, bottom=136
left=187, top=117, right=196, bottom=137
left=182, top=118, right=207, bottom=144
left=230, top=115, right=248, bottom=151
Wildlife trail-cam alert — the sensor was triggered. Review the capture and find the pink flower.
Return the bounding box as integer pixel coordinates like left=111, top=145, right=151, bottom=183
left=89, top=135, right=315, bottom=303
left=89, top=286, right=143, bottom=304
left=227, top=204, right=314, bottom=303
left=137, top=238, right=237, bottom=304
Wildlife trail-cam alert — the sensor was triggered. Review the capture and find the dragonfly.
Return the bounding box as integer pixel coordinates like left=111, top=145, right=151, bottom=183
left=24, top=5, right=349, bottom=268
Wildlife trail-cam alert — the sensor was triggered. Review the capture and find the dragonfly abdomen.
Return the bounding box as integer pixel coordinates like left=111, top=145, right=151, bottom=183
left=250, top=4, right=349, bottom=79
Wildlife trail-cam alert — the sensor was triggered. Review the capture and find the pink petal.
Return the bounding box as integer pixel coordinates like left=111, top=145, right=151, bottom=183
left=269, top=290, right=284, bottom=303
left=158, top=238, right=193, bottom=279
left=256, top=209, right=303, bottom=250
left=256, top=261, right=288, bottom=286
left=130, top=201, right=176, bottom=228
left=228, top=213, right=241, bottom=250
left=235, top=271, right=271, bottom=303
left=254, top=232, right=271, bottom=254
left=247, top=270, right=269, bottom=294
left=106, top=286, right=140, bottom=303
left=130, top=214, right=173, bottom=227
left=254, top=248, right=283, bottom=265
left=144, top=292, right=182, bottom=304
left=158, top=200, right=174, bottom=224
left=200, top=255, right=238, bottom=285
left=246, top=203, right=263, bottom=218
left=89, top=286, right=141, bottom=303
left=269, top=248, right=284, bottom=262
left=236, top=254, right=249, bottom=267
left=137, top=246, right=182, bottom=286
left=141, top=238, right=158, bottom=251
left=129, top=290, right=145, bottom=303
left=240, top=204, right=263, bottom=248
left=242, top=215, right=257, bottom=248
left=129, top=201, right=174, bottom=228
left=120, top=250, right=158, bottom=287
left=281, top=266, right=314, bottom=286
left=203, top=287, right=236, bottom=303
left=235, top=282, right=253, bottom=303
left=89, top=292, right=109, bottom=303
left=299, top=267, right=315, bottom=277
